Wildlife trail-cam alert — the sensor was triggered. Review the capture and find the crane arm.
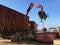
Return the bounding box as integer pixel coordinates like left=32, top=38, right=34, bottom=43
left=25, top=3, right=43, bottom=16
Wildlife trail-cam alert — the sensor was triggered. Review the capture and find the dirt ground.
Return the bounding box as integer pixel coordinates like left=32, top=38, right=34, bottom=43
left=0, top=39, right=53, bottom=45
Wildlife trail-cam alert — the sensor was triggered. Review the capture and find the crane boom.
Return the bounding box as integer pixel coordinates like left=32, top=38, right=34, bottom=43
left=25, top=3, right=48, bottom=22
left=25, top=3, right=43, bottom=16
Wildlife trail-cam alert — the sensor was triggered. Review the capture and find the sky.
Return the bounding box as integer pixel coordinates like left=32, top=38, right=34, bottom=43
left=0, top=0, right=60, bottom=30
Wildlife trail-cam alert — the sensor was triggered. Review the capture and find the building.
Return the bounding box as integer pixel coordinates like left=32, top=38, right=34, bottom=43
left=57, top=27, right=60, bottom=32
left=49, top=28, right=57, bottom=32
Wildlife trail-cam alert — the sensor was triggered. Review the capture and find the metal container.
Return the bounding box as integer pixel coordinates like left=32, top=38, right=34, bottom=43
left=0, top=5, right=29, bottom=34
left=36, top=32, right=58, bottom=43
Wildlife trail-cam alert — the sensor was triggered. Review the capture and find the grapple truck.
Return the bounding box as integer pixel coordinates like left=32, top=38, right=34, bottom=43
left=0, top=3, right=48, bottom=42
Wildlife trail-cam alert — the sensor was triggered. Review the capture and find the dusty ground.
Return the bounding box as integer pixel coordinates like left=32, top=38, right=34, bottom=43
left=0, top=39, right=53, bottom=45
